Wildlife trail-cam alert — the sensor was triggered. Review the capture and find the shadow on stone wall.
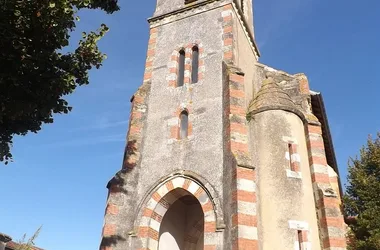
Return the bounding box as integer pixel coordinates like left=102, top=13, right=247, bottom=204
left=100, top=235, right=127, bottom=248
left=122, top=139, right=138, bottom=169
left=106, top=139, right=138, bottom=195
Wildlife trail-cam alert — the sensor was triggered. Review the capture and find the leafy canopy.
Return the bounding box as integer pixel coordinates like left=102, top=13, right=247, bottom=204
left=0, top=0, right=119, bottom=164
left=344, top=133, right=380, bottom=250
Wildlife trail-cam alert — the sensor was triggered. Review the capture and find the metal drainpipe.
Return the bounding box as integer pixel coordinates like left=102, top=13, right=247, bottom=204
left=0, top=233, right=12, bottom=250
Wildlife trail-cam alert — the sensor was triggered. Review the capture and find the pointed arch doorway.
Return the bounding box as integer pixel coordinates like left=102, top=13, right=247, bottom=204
left=137, top=176, right=218, bottom=250
left=158, top=192, right=204, bottom=250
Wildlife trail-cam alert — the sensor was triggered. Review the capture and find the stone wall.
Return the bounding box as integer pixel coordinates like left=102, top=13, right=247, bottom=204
left=99, top=0, right=347, bottom=249
left=249, top=110, right=321, bottom=249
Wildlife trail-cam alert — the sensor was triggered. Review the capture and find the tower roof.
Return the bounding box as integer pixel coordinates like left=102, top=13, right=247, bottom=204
left=247, top=77, right=305, bottom=121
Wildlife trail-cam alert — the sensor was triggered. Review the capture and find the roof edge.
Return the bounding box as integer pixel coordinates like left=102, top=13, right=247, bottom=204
left=0, top=233, right=12, bottom=243
left=247, top=105, right=307, bottom=124
left=310, top=93, right=344, bottom=198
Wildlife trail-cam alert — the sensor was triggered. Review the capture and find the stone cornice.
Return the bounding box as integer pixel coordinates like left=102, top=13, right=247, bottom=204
left=147, top=0, right=260, bottom=58
left=148, top=0, right=224, bottom=23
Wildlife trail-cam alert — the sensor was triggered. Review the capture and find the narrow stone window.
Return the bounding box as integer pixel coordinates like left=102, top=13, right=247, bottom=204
left=178, top=50, right=185, bottom=87
left=288, top=143, right=300, bottom=172
left=191, top=46, right=199, bottom=83
left=180, top=111, right=189, bottom=139
left=288, top=143, right=294, bottom=170
left=298, top=230, right=302, bottom=249
left=297, top=230, right=306, bottom=250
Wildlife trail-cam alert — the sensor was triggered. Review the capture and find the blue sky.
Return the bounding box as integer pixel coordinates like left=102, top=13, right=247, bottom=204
left=1, top=0, right=380, bottom=249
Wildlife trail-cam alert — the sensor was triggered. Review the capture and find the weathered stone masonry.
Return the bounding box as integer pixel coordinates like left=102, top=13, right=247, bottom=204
left=136, top=176, right=218, bottom=250
left=224, top=66, right=258, bottom=249
left=100, top=26, right=157, bottom=250
left=222, top=4, right=235, bottom=64
left=167, top=43, right=205, bottom=88
left=306, top=123, right=347, bottom=250
left=100, top=0, right=347, bottom=249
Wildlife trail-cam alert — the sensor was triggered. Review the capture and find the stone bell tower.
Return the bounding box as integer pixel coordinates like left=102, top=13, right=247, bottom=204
left=99, top=0, right=347, bottom=249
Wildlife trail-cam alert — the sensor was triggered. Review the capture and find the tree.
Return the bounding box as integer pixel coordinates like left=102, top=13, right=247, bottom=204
left=0, top=0, right=120, bottom=164
left=344, top=133, right=380, bottom=250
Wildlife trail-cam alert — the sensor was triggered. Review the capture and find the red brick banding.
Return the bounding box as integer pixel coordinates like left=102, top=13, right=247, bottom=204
left=222, top=4, right=234, bottom=64
left=105, top=204, right=119, bottom=215
left=297, top=74, right=310, bottom=95
left=232, top=213, right=257, bottom=227
left=227, top=71, right=248, bottom=156
left=223, top=57, right=258, bottom=249
left=233, top=238, right=258, bottom=250
left=306, top=124, right=347, bottom=249
left=231, top=167, right=258, bottom=249
left=138, top=176, right=218, bottom=249
left=100, top=26, right=157, bottom=247
left=103, top=224, right=116, bottom=236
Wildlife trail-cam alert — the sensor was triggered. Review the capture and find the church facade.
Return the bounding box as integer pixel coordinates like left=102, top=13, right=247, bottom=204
left=99, top=0, right=347, bottom=249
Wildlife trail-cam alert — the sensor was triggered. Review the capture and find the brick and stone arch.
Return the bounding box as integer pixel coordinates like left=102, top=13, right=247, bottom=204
left=167, top=42, right=205, bottom=87
left=136, top=175, right=220, bottom=250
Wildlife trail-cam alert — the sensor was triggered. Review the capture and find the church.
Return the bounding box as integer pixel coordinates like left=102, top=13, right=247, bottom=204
left=99, top=0, right=347, bottom=249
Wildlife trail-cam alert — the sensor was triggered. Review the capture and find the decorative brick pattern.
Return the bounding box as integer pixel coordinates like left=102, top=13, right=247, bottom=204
left=144, top=28, right=158, bottom=83
left=227, top=70, right=249, bottom=159
left=105, top=204, right=119, bottom=215
left=232, top=167, right=258, bottom=250
left=167, top=42, right=205, bottom=87
left=100, top=27, right=157, bottom=247
left=298, top=74, right=310, bottom=95
left=222, top=4, right=234, bottom=64
left=138, top=176, right=217, bottom=250
left=306, top=124, right=347, bottom=250
left=223, top=63, right=257, bottom=249
left=103, top=224, right=116, bottom=236
left=122, top=27, right=157, bottom=171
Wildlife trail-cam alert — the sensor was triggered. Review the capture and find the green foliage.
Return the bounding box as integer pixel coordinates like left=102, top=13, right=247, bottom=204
left=344, top=133, right=380, bottom=250
left=0, top=0, right=119, bottom=164
left=16, top=226, right=42, bottom=250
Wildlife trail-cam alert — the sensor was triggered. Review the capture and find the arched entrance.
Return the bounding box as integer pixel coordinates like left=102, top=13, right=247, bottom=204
left=158, top=191, right=204, bottom=249
left=137, top=176, right=218, bottom=250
